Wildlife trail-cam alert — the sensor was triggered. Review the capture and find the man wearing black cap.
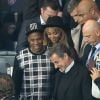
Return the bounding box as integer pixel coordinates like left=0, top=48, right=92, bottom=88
left=16, top=0, right=59, bottom=52
left=12, top=23, right=56, bottom=100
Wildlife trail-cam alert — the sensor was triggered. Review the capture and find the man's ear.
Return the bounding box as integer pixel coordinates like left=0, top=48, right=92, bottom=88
left=90, top=7, right=95, bottom=16
left=41, top=8, right=43, bottom=14
left=95, top=30, right=100, bottom=37
left=64, top=53, right=68, bottom=59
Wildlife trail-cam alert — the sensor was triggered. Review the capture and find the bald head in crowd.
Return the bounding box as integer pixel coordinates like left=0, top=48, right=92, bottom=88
left=77, top=0, right=97, bottom=24
left=82, top=19, right=100, bottom=45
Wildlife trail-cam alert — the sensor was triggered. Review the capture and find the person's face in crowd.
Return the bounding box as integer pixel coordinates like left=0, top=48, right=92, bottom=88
left=46, top=27, right=61, bottom=44
left=83, top=19, right=100, bottom=45
left=77, top=1, right=94, bottom=24
left=50, top=53, right=69, bottom=72
left=41, top=7, right=58, bottom=22
left=83, top=29, right=99, bottom=45
left=0, top=75, right=14, bottom=99
left=70, top=7, right=79, bottom=23
left=28, top=32, right=44, bottom=54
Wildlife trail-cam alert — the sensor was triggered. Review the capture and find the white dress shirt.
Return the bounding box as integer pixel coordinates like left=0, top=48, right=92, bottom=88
left=64, top=60, right=74, bottom=73
left=92, top=80, right=100, bottom=99
left=40, top=15, right=46, bottom=25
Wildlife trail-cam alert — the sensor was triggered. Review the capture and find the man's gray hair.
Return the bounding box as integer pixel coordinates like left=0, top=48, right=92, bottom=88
left=66, top=0, right=81, bottom=13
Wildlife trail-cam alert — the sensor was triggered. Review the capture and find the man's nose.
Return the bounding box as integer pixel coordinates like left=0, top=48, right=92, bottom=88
left=54, top=65, right=58, bottom=69
left=34, top=40, right=38, bottom=44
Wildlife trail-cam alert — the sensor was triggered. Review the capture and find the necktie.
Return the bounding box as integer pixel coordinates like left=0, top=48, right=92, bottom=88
left=79, top=26, right=83, bottom=51
left=87, top=46, right=96, bottom=70
left=90, top=46, right=96, bottom=58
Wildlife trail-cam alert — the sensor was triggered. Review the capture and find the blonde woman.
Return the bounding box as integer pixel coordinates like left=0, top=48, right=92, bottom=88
left=44, top=16, right=74, bottom=48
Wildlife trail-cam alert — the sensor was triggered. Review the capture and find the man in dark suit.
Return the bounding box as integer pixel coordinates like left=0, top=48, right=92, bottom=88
left=82, top=19, right=100, bottom=99
left=65, top=0, right=84, bottom=56
left=48, top=43, right=97, bottom=100
left=16, top=0, right=59, bottom=52
left=66, top=0, right=100, bottom=57
left=22, top=0, right=41, bottom=20
left=77, top=0, right=100, bottom=62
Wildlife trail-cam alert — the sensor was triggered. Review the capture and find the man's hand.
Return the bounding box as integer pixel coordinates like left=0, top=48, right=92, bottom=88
left=90, top=67, right=100, bottom=80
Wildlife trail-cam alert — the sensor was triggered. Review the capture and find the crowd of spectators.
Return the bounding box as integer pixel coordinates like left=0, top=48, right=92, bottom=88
left=0, top=0, right=100, bottom=100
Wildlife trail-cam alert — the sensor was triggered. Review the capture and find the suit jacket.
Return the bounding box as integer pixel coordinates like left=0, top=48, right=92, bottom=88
left=53, top=62, right=97, bottom=100
left=22, top=0, right=42, bottom=20
left=12, top=55, right=23, bottom=99
left=71, top=24, right=81, bottom=54
left=81, top=44, right=92, bottom=65
left=71, top=24, right=87, bottom=57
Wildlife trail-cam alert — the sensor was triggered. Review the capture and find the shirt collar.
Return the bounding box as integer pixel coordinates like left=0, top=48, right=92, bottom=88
left=93, top=43, right=100, bottom=50
left=97, top=18, right=100, bottom=23
left=92, top=43, right=100, bottom=59
left=40, top=15, right=46, bottom=25
left=64, top=60, right=74, bottom=73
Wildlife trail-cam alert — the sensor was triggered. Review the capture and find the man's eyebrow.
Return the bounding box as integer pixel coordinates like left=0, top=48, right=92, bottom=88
left=83, top=35, right=91, bottom=37
left=78, top=14, right=84, bottom=16
left=73, top=14, right=79, bottom=16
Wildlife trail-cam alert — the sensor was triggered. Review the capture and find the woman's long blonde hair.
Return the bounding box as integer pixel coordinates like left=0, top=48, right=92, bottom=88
left=44, top=27, right=70, bottom=47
